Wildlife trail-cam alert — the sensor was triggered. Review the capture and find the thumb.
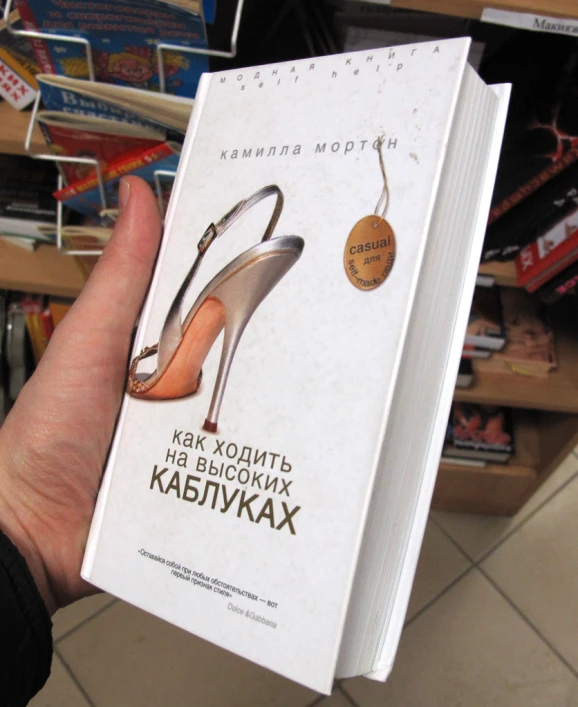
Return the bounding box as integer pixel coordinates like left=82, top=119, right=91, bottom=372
left=64, top=175, right=162, bottom=340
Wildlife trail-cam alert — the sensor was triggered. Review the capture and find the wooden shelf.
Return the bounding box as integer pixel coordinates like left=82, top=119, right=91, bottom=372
left=390, top=0, right=578, bottom=20
left=0, top=101, right=44, bottom=156
left=0, top=240, right=86, bottom=298
left=455, top=328, right=578, bottom=413
left=433, top=411, right=542, bottom=514
left=478, top=260, right=517, bottom=287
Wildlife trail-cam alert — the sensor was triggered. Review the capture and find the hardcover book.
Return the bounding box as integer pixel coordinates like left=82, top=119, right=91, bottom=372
left=81, top=40, right=509, bottom=692
left=14, top=0, right=208, bottom=97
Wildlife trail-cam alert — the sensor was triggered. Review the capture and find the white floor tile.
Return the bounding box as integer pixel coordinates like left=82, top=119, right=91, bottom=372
left=434, top=451, right=578, bottom=560
left=482, top=474, right=578, bottom=672
left=342, top=570, right=578, bottom=707
left=52, top=592, right=115, bottom=640
left=405, top=520, right=470, bottom=621
left=58, top=599, right=319, bottom=707
left=29, top=654, right=90, bottom=707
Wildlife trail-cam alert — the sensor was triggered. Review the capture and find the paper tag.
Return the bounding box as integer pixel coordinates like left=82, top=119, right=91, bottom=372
left=481, top=8, right=578, bottom=36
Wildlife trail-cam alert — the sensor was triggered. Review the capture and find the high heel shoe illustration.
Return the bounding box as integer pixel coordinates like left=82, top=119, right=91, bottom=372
left=127, top=185, right=304, bottom=433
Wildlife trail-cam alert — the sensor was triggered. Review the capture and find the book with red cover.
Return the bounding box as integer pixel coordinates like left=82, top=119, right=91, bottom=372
left=516, top=209, right=578, bottom=292
left=53, top=141, right=180, bottom=218
left=38, top=114, right=165, bottom=184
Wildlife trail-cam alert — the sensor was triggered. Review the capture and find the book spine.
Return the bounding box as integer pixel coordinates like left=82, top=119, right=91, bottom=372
left=53, top=142, right=176, bottom=200
left=22, top=296, right=44, bottom=364
left=488, top=147, right=578, bottom=225
left=13, top=0, right=58, bottom=75
left=525, top=251, right=578, bottom=293
left=537, top=262, right=578, bottom=304
left=516, top=228, right=578, bottom=288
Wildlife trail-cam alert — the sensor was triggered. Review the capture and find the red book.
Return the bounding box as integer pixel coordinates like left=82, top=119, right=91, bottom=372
left=53, top=141, right=177, bottom=201
left=38, top=114, right=164, bottom=184
left=515, top=211, right=578, bottom=292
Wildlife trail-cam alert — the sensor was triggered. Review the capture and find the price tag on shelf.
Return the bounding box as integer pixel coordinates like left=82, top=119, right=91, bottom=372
left=481, top=8, right=578, bottom=36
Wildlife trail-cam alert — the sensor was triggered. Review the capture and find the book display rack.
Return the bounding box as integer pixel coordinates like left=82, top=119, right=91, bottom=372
left=1, top=0, right=577, bottom=516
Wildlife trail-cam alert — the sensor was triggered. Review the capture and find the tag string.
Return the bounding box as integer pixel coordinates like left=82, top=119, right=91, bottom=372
left=374, top=135, right=390, bottom=220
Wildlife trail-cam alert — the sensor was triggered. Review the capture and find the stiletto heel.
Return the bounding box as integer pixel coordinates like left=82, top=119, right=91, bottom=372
left=127, top=185, right=304, bottom=432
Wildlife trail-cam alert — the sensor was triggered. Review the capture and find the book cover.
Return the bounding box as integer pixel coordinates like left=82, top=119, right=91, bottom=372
left=36, top=74, right=194, bottom=134
left=14, top=0, right=209, bottom=97
left=481, top=32, right=578, bottom=225
left=449, top=402, right=514, bottom=462
left=53, top=141, right=180, bottom=218
left=79, top=40, right=508, bottom=691
left=515, top=209, right=578, bottom=292
left=38, top=112, right=165, bottom=184
left=0, top=11, right=39, bottom=109
left=464, top=286, right=505, bottom=350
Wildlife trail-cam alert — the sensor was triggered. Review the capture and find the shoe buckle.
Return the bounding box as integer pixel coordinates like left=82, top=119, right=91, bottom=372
left=198, top=224, right=218, bottom=253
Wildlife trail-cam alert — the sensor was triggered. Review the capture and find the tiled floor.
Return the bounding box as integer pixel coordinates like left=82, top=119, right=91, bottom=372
left=31, top=449, right=578, bottom=707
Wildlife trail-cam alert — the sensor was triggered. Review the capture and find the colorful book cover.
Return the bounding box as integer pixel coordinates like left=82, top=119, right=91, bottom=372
left=37, top=74, right=156, bottom=128
left=38, top=115, right=164, bottom=184
left=14, top=0, right=209, bottom=97
left=53, top=141, right=180, bottom=218
left=0, top=12, right=39, bottom=109
left=451, top=403, right=514, bottom=456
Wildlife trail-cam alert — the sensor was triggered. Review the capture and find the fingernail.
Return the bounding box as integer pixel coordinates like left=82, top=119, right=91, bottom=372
left=119, top=178, right=131, bottom=213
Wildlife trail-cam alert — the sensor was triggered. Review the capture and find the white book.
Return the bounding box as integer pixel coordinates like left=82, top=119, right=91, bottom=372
left=82, top=38, right=510, bottom=693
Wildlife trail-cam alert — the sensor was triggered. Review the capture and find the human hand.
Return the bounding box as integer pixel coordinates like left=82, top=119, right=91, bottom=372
left=0, top=177, right=161, bottom=615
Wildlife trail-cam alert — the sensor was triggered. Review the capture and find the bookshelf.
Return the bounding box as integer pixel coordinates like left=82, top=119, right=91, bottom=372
left=0, top=240, right=85, bottom=298
left=390, top=0, right=578, bottom=20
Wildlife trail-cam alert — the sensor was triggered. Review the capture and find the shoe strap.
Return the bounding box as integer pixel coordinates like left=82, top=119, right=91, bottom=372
left=156, top=185, right=284, bottom=372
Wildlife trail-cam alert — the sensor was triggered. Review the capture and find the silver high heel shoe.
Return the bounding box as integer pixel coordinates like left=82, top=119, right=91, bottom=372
left=127, top=185, right=304, bottom=433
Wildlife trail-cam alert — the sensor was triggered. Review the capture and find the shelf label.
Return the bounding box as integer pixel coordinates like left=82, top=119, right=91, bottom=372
left=481, top=8, right=578, bottom=36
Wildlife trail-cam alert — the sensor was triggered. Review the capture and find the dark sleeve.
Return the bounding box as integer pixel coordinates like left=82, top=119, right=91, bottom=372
left=0, top=530, right=53, bottom=707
